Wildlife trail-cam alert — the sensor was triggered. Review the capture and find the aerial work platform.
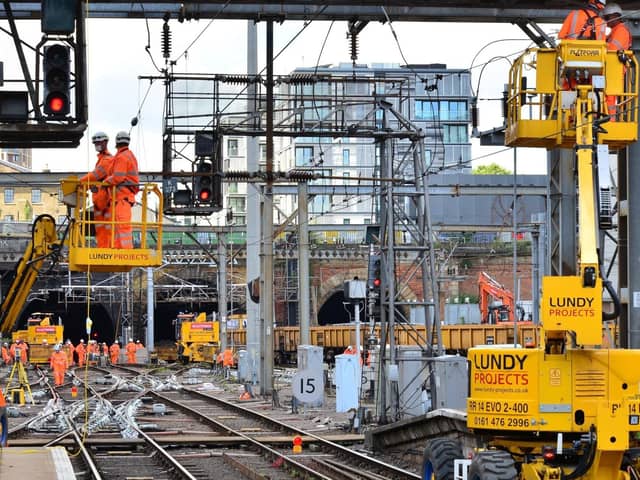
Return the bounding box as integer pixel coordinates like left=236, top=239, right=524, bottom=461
left=505, top=40, right=638, bottom=149
left=61, top=178, right=163, bottom=272
left=0, top=447, right=75, bottom=479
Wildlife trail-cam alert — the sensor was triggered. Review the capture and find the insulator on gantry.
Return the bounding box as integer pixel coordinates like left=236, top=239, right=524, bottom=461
left=349, top=31, right=359, bottom=63
left=162, top=20, right=172, bottom=59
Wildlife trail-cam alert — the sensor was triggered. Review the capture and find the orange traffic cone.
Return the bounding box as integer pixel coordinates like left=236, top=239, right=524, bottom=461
left=239, top=391, right=251, bottom=401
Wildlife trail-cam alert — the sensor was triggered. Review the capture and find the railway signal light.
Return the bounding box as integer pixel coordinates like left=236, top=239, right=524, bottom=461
left=43, top=44, right=70, bottom=117
left=369, top=256, right=381, bottom=291
left=194, top=159, right=214, bottom=204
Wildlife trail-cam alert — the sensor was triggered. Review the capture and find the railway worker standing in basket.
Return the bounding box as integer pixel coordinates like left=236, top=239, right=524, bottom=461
left=604, top=3, right=632, bottom=119
left=109, top=341, right=120, bottom=365
left=49, top=344, right=68, bottom=387
left=126, top=339, right=137, bottom=364
left=103, top=131, right=139, bottom=249
left=75, top=339, right=86, bottom=368
left=79, top=131, right=113, bottom=248
left=558, top=0, right=606, bottom=41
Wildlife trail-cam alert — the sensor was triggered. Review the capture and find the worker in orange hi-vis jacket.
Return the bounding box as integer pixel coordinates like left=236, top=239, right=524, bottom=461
left=88, top=340, right=100, bottom=359
left=79, top=131, right=113, bottom=248
left=1, top=343, right=11, bottom=366
left=49, top=344, right=68, bottom=386
left=126, top=340, right=137, bottom=364
left=64, top=339, right=75, bottom=367
left=103, top=131, right=139, bottom=249
left=109, top=341, right=120, bottom=365
left=604, top=3, right=632, bottom=120
left=10, top=339, right=28, bottom=364
left=222, top=348, right=234, bottom=379
left=558, top=0, right=606, bottom=41
left=75, top=339, right=86, bottom=367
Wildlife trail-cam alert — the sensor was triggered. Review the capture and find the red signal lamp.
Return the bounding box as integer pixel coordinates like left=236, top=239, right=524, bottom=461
left=46, top=94, right=68, bottom=114
left=373, top=278, right=381, bottom=288
left=198, top=188, right=212, bottom=201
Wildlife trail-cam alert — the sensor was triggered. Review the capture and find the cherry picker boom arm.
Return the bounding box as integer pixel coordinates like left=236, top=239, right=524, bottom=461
left=0, top=214, right=63, bottom=336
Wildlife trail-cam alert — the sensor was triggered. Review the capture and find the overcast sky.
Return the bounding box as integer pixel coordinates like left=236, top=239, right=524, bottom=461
left=2, top=17, right=560, bottom=174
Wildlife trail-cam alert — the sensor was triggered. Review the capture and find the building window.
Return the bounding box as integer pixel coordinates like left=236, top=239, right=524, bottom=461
left=57, top=215, right=67, bottom=225
left=343, top=218, right=351, bottom=225
left=228, top=182, right=238, bottom=194
left=4, top=188, right=14, bottom=204
left=342, top=149, right=350, bottom=166
left=364, top=218, right=371, bottom=224
left=31, top=189, right=42, bottom=203
left=440, top=100, right=467, bottom=121
left=415, top=100, right=468, bottom=121
left=3, top=215, right=14, bottom=222
left=259, top=144, right=267, bottom=164
left=228, top=196, right=246, bottom=213
left=415, top=100, right=439, bottom=120
left=311, top=195, right=330, bottom=213
left=295, top=146, right=314, bottom=166
left=343, top=171, right=350, bottom=184
left=443, top=125, right=468, bottom=143
left=227, top=138, right=239, bottom=156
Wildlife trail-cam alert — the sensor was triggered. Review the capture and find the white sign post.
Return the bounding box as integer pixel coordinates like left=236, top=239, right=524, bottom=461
left=292, top=369, right=324, bottom=404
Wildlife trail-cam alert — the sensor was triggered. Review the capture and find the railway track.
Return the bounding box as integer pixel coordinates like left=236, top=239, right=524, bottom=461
left=1, top=362, right=418, bottom=479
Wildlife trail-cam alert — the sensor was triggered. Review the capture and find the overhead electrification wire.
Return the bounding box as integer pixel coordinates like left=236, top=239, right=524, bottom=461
left=172, top=0, right=233, bottom=64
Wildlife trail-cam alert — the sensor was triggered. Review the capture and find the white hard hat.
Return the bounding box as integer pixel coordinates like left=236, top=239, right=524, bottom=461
left=593, top=0, right=606, bottom=6
left=54, top=344, right=61, bottom=351
left=42, top=339, right=48, bottom=344
left=115, top=130, right=130, bottom=145
left=604, top=3, right=622, bottom=15
left=91, top=131, right=108, bottom=143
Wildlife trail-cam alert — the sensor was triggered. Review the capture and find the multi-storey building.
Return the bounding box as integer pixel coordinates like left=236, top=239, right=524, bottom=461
left=0, top=149, right=65, bottom=225
left=210, top=63, right=473, bottom=227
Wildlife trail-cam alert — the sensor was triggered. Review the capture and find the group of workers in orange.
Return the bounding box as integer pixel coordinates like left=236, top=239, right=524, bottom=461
left=79, top=130, right=140, bottom=249
left=62, top=338, right=144, bottom=367
left=558, top=0, right=631, bottom=117
left=0, top=339, right=29, bottom=366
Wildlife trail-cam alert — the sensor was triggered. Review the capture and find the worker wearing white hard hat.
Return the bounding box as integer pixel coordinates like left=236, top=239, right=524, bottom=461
left=103, top=130, right=139, bottom=249
left=558, top=0, right=606, bottom=41
left=49, top=343, right=68, bottom=386
left=80, top=130, right=113, bottom=247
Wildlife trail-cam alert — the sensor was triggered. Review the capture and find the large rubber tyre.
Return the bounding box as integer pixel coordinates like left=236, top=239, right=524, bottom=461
left=422, top=438, right=463, bottom=480
left=468, top=450, right=517, bottom=480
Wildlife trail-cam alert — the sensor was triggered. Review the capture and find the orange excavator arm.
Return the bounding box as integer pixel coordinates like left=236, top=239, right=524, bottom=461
left=478, top=272, right=516, bottom=324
